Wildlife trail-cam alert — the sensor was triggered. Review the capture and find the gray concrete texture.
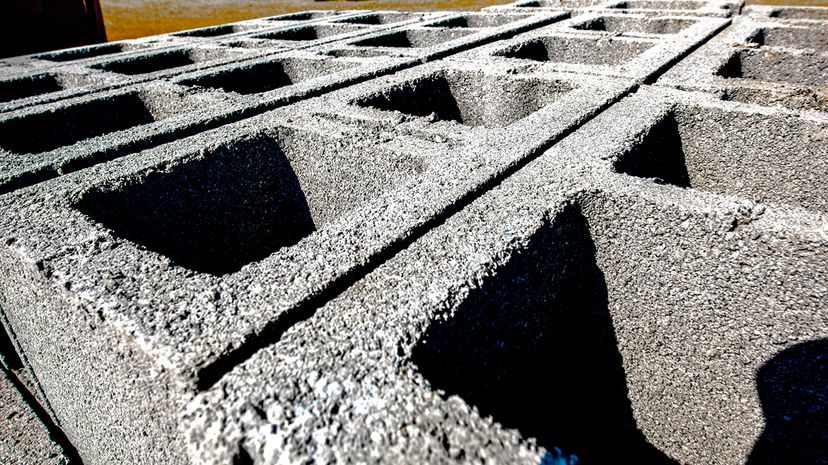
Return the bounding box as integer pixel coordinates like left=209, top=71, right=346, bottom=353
left=0, top=1, right=825, bottom=464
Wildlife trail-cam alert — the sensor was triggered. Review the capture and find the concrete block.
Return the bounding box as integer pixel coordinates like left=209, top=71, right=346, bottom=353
left=0, top=42, right=631, bottom=463
left=0, top=11, right=438, bottom=112
left=487, top=0, right=743, bottom=18
left=0, top=368, right=72, bottom=465
left=458, top=10, right=729, bottom=82
left=0, top=3, right=826, bottom=465
left=183, top=86, right=828, bottom=465
left=0, top=10, right=565, bottom=194
left=657, top=15, right=828, bottom=112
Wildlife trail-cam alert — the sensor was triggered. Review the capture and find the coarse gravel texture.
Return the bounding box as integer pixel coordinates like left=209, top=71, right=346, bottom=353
left=0, top=369, right=69, bottom=465
left=0, top=1, right=827, bottom=465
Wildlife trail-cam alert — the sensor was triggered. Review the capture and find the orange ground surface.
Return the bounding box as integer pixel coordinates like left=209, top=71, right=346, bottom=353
left=100, top=0, right=828, bottom=41
left=101, top=1, right=515, bottom=40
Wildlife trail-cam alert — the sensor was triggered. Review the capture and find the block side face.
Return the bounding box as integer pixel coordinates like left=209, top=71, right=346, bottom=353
left=0, top=369, right=69, bottom=465
left=0, top=249, right=189, bottom=465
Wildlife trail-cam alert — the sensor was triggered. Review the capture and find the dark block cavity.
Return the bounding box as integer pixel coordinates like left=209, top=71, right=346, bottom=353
left=93, top=50, right=194, bottom=75
left=94, top=47, right=239, bottom=76
left=75, top=134, right=315, bottom=276
left=572, top=16, right=697, bottom=35
left=718, top=48, right=828, bottom=88
left=769, top=7, right=828, bottom=20
left=354, top=70, right=572, bottom=128
left=350, top=29, right=475, bottom=48
left=36, top=43, right=126, bottom=62
left=412, top=206, right=678, bottom=465
left=517, top=0, right=607, bottom=7
left=0, top=74, right=62, bottom=103
left=497, top=36, right=654, bottom=66
left=255, top=25, right=363, bottom=41
left=425, top=14, right=528, bottom=28
left=179, top=57, right=355, bottom=95
left=333, top=12, right=415, bottom=25
left=752, top=27, right=828, bottom=52
left=75, top=128, right=425, bottom=275
left=175, top=25, right=238, bottom=38
left=614, top=105, right=828, bottom=213
left=610, top=0, right=706, bottom=10
left=0, top=90, right=197, bottom=154
left=267, top=11, right=336, bottom=21
left=614, top=113, right=691, bottom=188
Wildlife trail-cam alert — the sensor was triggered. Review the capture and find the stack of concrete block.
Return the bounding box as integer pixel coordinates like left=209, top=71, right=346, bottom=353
left=0, top=1, right=825, bottom=464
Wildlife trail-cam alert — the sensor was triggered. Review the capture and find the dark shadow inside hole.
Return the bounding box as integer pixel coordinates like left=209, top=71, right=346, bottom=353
left=574, top=17, right=608, bottom=31
left=502, top=39, right=551, bottom=61
left=358, top=76, right=463, bottom=123
left=182, top=61, right=294, bottom=95
left=232, top=443, right=255, bottom=465
left=337, top=14, right=385, bottom=25
left=260, top=27, right=320, bottom=41
left=176, top=25, right=234, bottom=38
left=412, top=206, right=678, bottom=464
left=353, top=31, right=414, bottom=48
left=75, top=134, right=315, bottom=276
left=614, top=112, right=691, bottom=187
left=747, top=338, right=828, bottom=465
left=717, top=52, right=744, bottom=79
left=95, top=50, right=194, bottom=75
left=0, top=93, right=156, bottom=154
left=0, top=74, right=62, bottom=103
left=268, top=12, right=313, bottom=21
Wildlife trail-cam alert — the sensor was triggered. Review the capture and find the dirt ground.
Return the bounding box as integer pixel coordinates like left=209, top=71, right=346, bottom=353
left=99, top=0, right=828, bottom=41
left=100, top=0, right=513, bottom=40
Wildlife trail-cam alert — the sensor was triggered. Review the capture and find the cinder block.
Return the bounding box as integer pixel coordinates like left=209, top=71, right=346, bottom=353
left=0, top=368, right=71, bottom=465
left=460, top=11, right=729, bottom=82
left=0, top=40, right=631, bottom=464
left=182, top=86, right=827, bottom=465
left=0, top=10, right=565, bottom=194
left=0, top=11, right=436, bottom=112
left=657, top=15, right=828, bottom=112
left=487, top=0, right=743, bottom=18
left=0, top=3, right=826, bottom=465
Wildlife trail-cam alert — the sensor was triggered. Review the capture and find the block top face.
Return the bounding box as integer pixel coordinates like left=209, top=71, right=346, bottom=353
left=0, top=57, right=632, bottom=386
left=468, top=12, right=728, bottom=81
left=656, top=15, right=828, bottom=113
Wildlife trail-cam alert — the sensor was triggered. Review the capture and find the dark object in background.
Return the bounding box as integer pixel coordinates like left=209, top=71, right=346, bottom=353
left=747, top=339, right=828, bottom=465
left=0, top=0, right=106, bottom=59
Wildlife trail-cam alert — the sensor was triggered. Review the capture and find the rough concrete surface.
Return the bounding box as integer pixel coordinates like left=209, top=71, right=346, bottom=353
left=0, top=369, right=69, bottom=465
left=0, top=1, right=826, bottom=464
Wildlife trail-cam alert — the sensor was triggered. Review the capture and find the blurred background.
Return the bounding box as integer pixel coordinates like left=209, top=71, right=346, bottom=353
left=1, top=0, right=827, bottom=58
